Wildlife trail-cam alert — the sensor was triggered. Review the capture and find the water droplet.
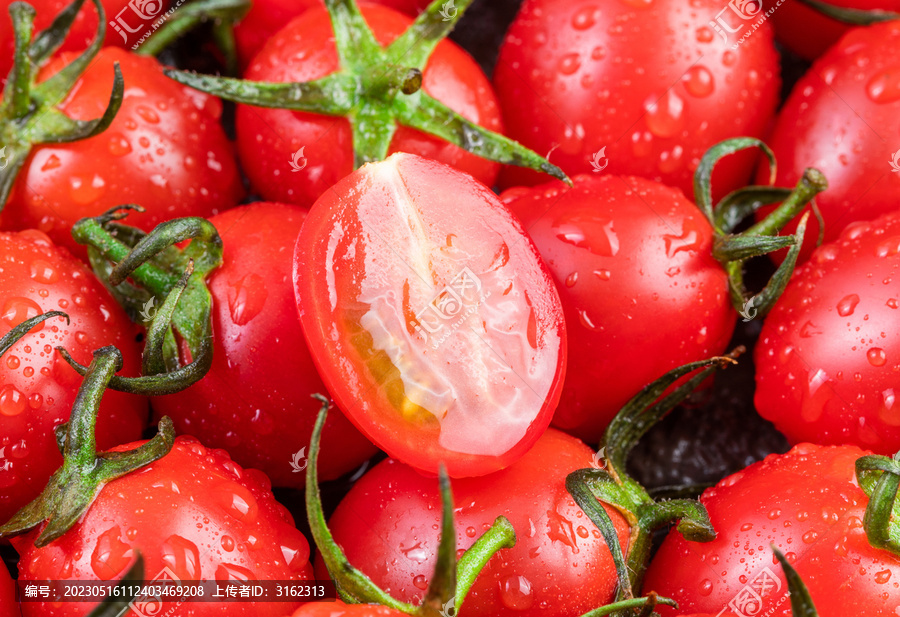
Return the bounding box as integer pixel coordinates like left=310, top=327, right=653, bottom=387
left=579, top=310, right=600, bottom=332
left=866, top=68, right=900, bottom=103
left=683, top=66, right=714, bottom=97
left=644, top=90, right=686, bottom=138
left=0, top=387, right=26, bottom=417
left=875, top=569, right=892, bottom=584
left=221, top=536, right=235, bottom=552
left=565, top=272, right=579, bottom=288
left=722, top=50, right=737, bottom=67
left=696, top=26, right=714, bottom=43
left=499, top=575, right=534, bottom=610
left=663, top=218, right=705, bottom=258
left=136, top=105, right=161, bottom=124
left=90, top=527, right=134, bottom=580
left=228, top=274, right=268, bottom=326
left=465, top=526, right=477, bottom=538
left=29, top=260, right=58, bottom=284
left=803, top=369, right=834, bottom=423
left=868, top=347, right=887, bottom=367
left=40, top=154, right=61, bottom=171
left=572, top=6, right=598, bottom=30
left=413, top=575, right=428, bottom=590
left=880, top=389, right=900, bottom=426
left=593, top=269, right=611, bottom=281
left=802, top=530, right=818, bottom=544
left=107, top=134, right=132, bottom=157
left=400, top=542, right=429, bottom=563
left=553, top=211, right=619, bottom=256
left=215, top=563, right=255, bottom=582
left=837, top=294, right=860, bottom=316
left=2, top=297, right=43, bottom=329
left=699, top=579, right=713, bottom=596
left=162, top=535, right=201, bottom=580
left=216, top=487, right=259, bottom=523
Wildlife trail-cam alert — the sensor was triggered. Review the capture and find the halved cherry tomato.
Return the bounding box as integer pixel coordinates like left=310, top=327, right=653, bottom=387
left=293, top=153, right=566, bottom=477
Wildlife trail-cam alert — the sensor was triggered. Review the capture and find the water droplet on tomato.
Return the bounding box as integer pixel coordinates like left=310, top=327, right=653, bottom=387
left=221, top=536, right=235, bottom=552
left=400, top=542, right=429, bottom=563
left=413, top=575, right=428, bottom=590
left=696, top=26, right=714, bottom=43
left=683, top=66, right=714, bottom=97
left=698, top=579, right=713, bottom=596
left=216, top=563, right=255, bottom=582
left=216, top=486, right=258, bottom=523
left=0, top=387, right=26, bottom=417
left=107, top=134, right=132, bottom=157
left=803, top=369, right=834, bottom=423
left=565, top=272, right=578, bottom=288
left=162, top=535, right=201, bottom=580
left=663, top=218, right=704, bottom=258
left=553, top=212, right=619, bottom=256
left=29, top=260, right=58, bottom=284
left=465, top=526, right=477, bottom=538
left=578, top=310, right=600, bottom=332
left=2, top=297, right=42, bottom=329
left=799, top=321, right=822, bottom=338
left=644, top=90, right=686, bottom=138
left=136, top=105, right=160, bottom=124
left=722, top=50, right=737, bottom=67
left=868, top=347, right=887, bottom=367
left=228, top=273, right=268, bottom=326
left=572, top=6, right=597, bottom=30
left=593, top=270, right=611, bottom=281
left=837, top=294, right=860, bottom=316
left=875, top=569, right=892, bottom=584
left=499, top=575, right=534, bottom=610
left=880, top=389, right=900, bottom=427
left=866, top=68, right=900, bottom=103
left=90, top=527, right=134, bottom=580
left=802, top=530, right=818, bottom=544
left=40, top=154, right=61, bottom=172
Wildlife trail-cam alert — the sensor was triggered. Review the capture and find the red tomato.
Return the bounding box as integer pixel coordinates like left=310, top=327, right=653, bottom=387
left=0, top=230, right=146, bottom=527
left=234, top=0, right=432, bottom=66
left=754, top=212, right=900, bottom=453
left=13, top=435, right=313, bottom=617
left=644, top=443, right=900, bottom=616
left=293, top=154, right=566, bottom=478
left=316, top=428, right=630, bottom=617
left=756, top=21, right=900, bottom=264
left=766, top=0, right=900, bottom=60
left=236, top=4, right=503, bottom=209
left=502, top=175, right=734, bottom=443
left=150, top=203, right=378, bottom=487
left=0, top=0, right=159, bottom=84
left=0, top=562, right=17, bottom=617
left=492, top=0, right=780, bottom=200
left=289, top=602, right=403, bottom=617
left=1, top=48, right=243, bottom=258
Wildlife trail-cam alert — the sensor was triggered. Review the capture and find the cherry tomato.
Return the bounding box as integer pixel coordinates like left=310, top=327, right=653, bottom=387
left=236, top=4, right=503, bottom=209
left=1, top=47, right=243, bottom=258
left=0, top=562, right=16, bottom=617
left=502, top=175, right=734, bottom=443
left=13, top=435, right=313, bottom=617
left=293, top=154, right=566, bottom=478
left=644, top=443, right=900, bottom=616
left=492, top=0, right=780, bottom=200
left=289, top=602, right=403, bottom=617
left=0, top=229, right=146, bottom=527
left=0, top=0, right=157, bottom=84
left=756, top=20, right=900, bottom=264
left=234, top=0, right=432, bottom=66
left=150, top=203, right=378, bottom=488
left=317, top=428, right=630, bottom=617
left=754, top=212, right=900, bottom=453
left=766, top=0, right=900, bottom=60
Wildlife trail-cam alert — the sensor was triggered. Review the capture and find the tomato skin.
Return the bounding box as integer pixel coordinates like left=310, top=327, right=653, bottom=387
left=766, top=0, right=900, bottom=60
left=502, top=176, right=734, bottom=443
left=754, top=212, right=900, bottom=453
left=1, top=48, right=243, bottom=258
left=756, top=21, right=900, bottom=264
left=293, top=154, right=566, bottom=478
left=290, top=602, right=404, bottom=617
left=0, top=563, right=17, bottom=617
left=236, top=5, right=503, bottom=209
left=644, top=444, right=900, bottom=616
left=233, top=0, right=432, bottom=66
left=316, top=428, right=630, bottom=617
left=493, top=0, right=780, bottom=200
left=0, top=230, right=146, bottom=526
left=150, top=203, right=378, bottom=487
left=12, top=436, right=313, bottom=617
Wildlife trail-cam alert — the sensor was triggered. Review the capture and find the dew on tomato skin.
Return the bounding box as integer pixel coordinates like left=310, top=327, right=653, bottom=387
left=644, top=90, right=687, bottom=138
left=5, top=355, right=18, bottom=369
left=499, top=575, right=534, bottom=611
left=866, top=69, right=900, bottom=103
left=837, top=294, right=861, bottom=316
left=683, top=66, right=714, bottom=97
left=0, top=387, right=27, bottom=417
left=663, top=218, right=705, bottom=258
left=2, top=297, right=43, bottom=329
left=868, top=348, right=888, bottom=367
left=29, top=260, right=58, bottom=284
left=107, top=134, right=132, bottom=157
left=413, top=575, right=428, bottom=590
left=696, top=26, right=714, bottom=43
left=91, top=527, right=134, bottom=580
left=572, top=6, right=598, bottom=30
left=553, top=213, right=619, bottom=257
left=565, top=272, right=578, bottom=288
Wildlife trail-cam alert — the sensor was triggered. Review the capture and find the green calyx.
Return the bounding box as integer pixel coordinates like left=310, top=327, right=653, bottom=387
left=306, top=395, right=516, bottom=616
left=693, top=138, right=828, bottom=320
left=773, top=547, right=819, bottom=617
left=797, top=0, right=900, bottom=24
left=0, top=346, right=175, bottom=547
left=163, top=0, right=570, bottom=183
left=566, top=349, right=744, bottom=615
left=856, top=450, right=900, bottom=556
left=61, top=205, right=222, bottom=396
left=0, top=0, right=124, bottom=210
